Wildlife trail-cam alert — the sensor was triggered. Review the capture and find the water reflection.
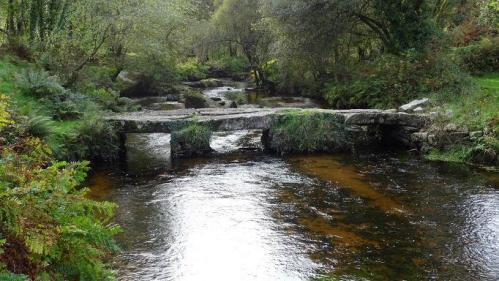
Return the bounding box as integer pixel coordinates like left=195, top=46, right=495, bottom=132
left=89, top=133, right=499, bottom=281
left=125, top=133, right=171, bottom=175
left=109, top=158, right=318, bottom=281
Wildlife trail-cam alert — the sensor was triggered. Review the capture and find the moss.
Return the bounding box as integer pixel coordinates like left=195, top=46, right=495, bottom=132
left=170, top=124, right=213, bottom=158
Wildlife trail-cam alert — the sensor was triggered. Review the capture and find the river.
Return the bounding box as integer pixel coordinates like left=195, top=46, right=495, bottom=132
left=89, top=82, right=499, bottom=280
left=88, top=130, right=499, bottom=281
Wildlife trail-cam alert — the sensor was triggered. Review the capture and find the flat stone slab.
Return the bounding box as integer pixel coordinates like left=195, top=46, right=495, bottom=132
left=106, top=108, right=426, bottom=133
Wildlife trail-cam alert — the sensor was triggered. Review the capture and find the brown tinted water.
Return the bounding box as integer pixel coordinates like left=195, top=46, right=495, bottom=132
left=89, top=133, right=499, bottom=281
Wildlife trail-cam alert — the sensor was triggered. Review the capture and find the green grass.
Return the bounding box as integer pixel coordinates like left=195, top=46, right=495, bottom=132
left=474, top=73, right=499, bottom=90
left=266, top=111, right=351, bottom=154
left=426, top=147, right=471, bottom=163
left=437, top=73, right=499, bottom=131
left=426, top=74, right=499, bottom=165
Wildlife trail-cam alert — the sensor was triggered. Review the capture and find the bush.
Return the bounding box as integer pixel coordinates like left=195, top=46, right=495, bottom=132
left=206, top=56, right=249, bottom=75
left=0, top=127, right=120, bottom=280
left=224, top=91, right=248, bottom=105
left=454, top=37, right=499, bottom=75
left=183, top=92, right=208, bottom=109
left=176, top=58, right=209, bottom=81
left=0, top=95, right=14, bottom=130
left=170, top=124, right=213, bottom=158
left=325, top=52, right=471, bottom=109
left=54, top=115, right=120, bottom=162
left=86, top=89, right=140, bottom=112
left=22, top=114, right=54, bottom=139
left=17, top=69, right=65, bottom=98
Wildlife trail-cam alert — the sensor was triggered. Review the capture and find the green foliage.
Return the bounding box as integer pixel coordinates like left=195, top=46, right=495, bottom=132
left=454, top=37, right=499, bottom=74
left=265, top=112, right=351, bottom=154
left=479, top=0, right=499, bottom=27
left=426, top=146, right=472, bottom=163
left=176, top=58, right=209, bottom=81
left=22, top=114, right=55, bottom=139
left=170, top=124, right=213, bottom=158
left=325, top=52, right=471, bottom=109
left=0, top=272, right=28, bottom=281
left=85, top=88, right=140, bottom=113
left=206, top=56, right=250, bottom=74
left=0, top=94, right=14, bottom=130
left=0, top=134, right=120, bottom=280
left=183, top=91, right=208, bottom=109
left=475, top=72, right=499, bottom=90
left=51, top=115, right=120, bottom=162
left=17, top=69, right=65, bottom=98
left=224, top=91, right=248, bottom=105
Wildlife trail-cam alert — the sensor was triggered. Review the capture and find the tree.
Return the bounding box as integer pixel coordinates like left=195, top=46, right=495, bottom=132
left=210, top=0, right=272, bottom=87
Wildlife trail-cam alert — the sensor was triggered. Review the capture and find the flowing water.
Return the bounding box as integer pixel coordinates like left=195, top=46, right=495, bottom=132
left=89, top=131, right=499, bottom=281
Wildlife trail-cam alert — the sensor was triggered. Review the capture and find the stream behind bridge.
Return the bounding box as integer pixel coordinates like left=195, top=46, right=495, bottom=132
left=89, top=131, right=499, bottom=281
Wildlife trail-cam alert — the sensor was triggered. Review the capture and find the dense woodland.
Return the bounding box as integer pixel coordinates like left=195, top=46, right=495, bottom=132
left=0, top=0, right=498, bottom=280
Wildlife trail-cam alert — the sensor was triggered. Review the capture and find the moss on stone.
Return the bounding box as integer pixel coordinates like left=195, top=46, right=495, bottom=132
left=171, top=124, right=213, bottom=158
left=263, top=112, right=355, bottom=154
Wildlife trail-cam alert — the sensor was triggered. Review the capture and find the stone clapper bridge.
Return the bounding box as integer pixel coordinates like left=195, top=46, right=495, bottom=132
left=106, top=108, right=428, bottom=155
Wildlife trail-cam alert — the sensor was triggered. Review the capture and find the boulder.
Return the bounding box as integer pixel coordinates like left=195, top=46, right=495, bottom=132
left=466, top=147, right=497, bottom=165
left=470, top=131, right=484, bottom=139
left=399, top=98, right=430, bottom=112
left=184, top=92, right=209, bottom=109
left=413, top=107, right=425, bottom=113
left=184, top=78, right=224, bottom=88
left=444, top=123, right=458, bottom=132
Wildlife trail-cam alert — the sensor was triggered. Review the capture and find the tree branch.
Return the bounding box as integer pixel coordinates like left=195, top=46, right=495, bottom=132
left=64, top=24, right=112, bottom=86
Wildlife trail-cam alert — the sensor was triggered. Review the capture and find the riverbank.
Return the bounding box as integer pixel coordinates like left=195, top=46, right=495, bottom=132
left=423, top=73, right=499, bottom=166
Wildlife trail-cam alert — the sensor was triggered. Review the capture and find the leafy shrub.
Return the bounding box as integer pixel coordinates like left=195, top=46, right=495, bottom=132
left=224, top=91, right=248, bottom=105
left=454, top=37, right=499, bottom=75
left=86, top=89, right=140, bottom=112
left=18, top=69, right=65, bottom=98
left=206, top=56, right=249, bottom=75
left=0, top=94, right=14, bottom=130
left=22, top=114, right=54, bottom=139
left=0, top=131, right=120, bottom=280
left=77, top=65, right=117, bottom=90
left=183, top=92, right=208, bottom=109
left=55, top=115, right=120, bottom=162
left=325, top=52, right=471, bottom=109
left=170, top=124, right=213, bottom=158
left=176, top=58, right=209, bottom=81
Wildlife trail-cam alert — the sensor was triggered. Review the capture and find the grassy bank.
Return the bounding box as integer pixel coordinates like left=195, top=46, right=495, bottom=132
left=426, top=73, right=499, bottom=166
